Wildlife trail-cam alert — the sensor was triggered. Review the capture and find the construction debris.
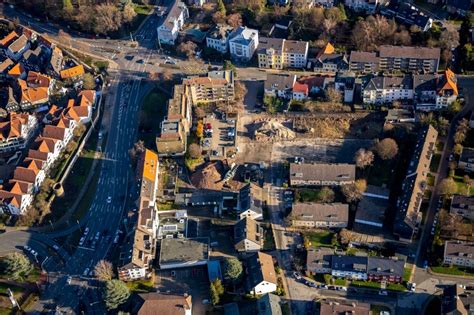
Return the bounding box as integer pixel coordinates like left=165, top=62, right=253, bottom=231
left=254, top=119, right=296, bottom=142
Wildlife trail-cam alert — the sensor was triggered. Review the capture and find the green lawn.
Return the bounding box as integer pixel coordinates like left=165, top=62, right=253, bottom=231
left=125, top=279, right=154, bottom=293
left=430, top=154, right=441, bottom=172
left=304, top=231, right=337, bottom=248
left=403, top=266, right=412, bottom=282
left=351, top=280, right=380, bottom=289
left=453, top=175, right=474, bottom=196
left=387, top=283, right=407, bottom=291
left=431, top=265, right=474, bottom=277
left=333, top=278, right=347, bottom=286
left=264, top=96, right=287, bottom=113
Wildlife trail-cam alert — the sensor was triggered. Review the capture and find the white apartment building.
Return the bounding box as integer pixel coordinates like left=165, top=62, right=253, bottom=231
left=257, top=37, right=309, bottom=70
left=444, top=241, right=474, bottom=268
left=362, top=75, right=414, bottom=105
left=157, top=0, right=189, bottom=45
left=206, top=24, right=233, bottom=53
left=228, top=26, right=259, bottom=62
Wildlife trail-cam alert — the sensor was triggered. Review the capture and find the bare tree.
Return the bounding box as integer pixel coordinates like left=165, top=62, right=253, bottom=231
left=212, top=11, right=226, bottom=24
left=122, top=2, right=137, bottom=24
left=325, top=87, right=342, bottom=105
left=234, top=81, right=247, bottom=102
left=94, top=260, right=114, bottom=281
left=226, top=13, right=243, bottom=29
left=194, top=106, right=206, bottom=119
left=352, top=15, right=396, bottom=51
left=341, top=179, right=367, bottom=203
left=354, top=148, right=374, bottom=169
left=93, top=4, right=123, bottom=35
left=188, top=143, right=201, bottom=159
left=159, top=69, right=173, bottom=81
left=177, top=41, right=197, bottom=59
left=374, top=138, right=399, bottom=160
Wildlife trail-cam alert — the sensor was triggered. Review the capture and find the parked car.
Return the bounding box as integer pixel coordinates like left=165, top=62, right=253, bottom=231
left=83, top=268, right=90, bottom=276
left=67, top=276, right=72, bottom=284
left=409, top=283, right=416, bottom=292
left=423, top=260, right=429, bottom=269
left=379, top=290, right=388, bottom=296
left=293, top=272, right=302, bottom=280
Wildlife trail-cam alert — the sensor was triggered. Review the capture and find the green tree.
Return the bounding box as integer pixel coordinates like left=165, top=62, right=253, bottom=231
left=448, top=100, right=462, bottom=114
left=217, top=0, right=226, bottom=16
left=459, top=13, right=473, bottom=47
left=222, top=257, right=243, bottom=284
left=223, top=60, right=237, bottom=76
left=1, top=252, right=32, bottom=280
left=317, top=186, right=335, bottom=203
left=210, top=279, right=224, bottom=305
left=82, top=73, right=96, bottom=90
left=102, top=280, right=130, bottom=310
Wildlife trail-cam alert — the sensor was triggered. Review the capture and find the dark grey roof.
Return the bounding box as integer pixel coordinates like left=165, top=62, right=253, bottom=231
left=367, top=257, right=404, bottom=277
left=447, top=0, right=472, bottom=10
left=207, top=24, right=233, bottom=40
left=264, top=73, right=296, bottom=91
left=460, top=147, right=474, bottom=164
left=315, top=54, right=348, bottom=69
left=290, top=163, right=355, bottom=183
left=350, top=51, right=379, bottom=63
left=379, top=45, right=440, bottom=60
left=257, top=293, right=282, bottom=315
left=224, top=303, right=240, bottom=315
left=234, top=217, right=261, bottom=247
left=159, top=237, right=209, bottom=267
left=258, top=37, right=284, bottom=54
left=306, top=248, right=333, bottom=272
left=364, top=75, right=413, bottom=91
left=413, top=74, right=437, bottom=91
left=450, top=195, right=474, bottom=213
left=331, top=255, right=367, bottom=273
left=445, top=241, right=474, bottom=259
left=292, top=203, right=348, bottom=224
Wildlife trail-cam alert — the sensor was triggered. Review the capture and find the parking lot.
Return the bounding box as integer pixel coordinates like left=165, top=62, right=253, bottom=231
left=202, top=115, right=237, bottom=159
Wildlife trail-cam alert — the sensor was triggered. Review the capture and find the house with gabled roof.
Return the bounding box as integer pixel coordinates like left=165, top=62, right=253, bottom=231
left=0, top=113, right=37, bottom=153
left=60, top=65, right=85, bottom=80
left=0, top=180, right=34, bottom=215
left=8, top=63, right=26, bottom=79
left=12, top=159, right=45, bottom=191
left=157, top=0, right=189, bottom=45
left=245, top=252, right=277, bottom=295
left=0, top=31, right=19, bottom=48
left=48, top=46, right=63, bottom=77
left=7, top=35, right=30, bottom=61
left=0, top=58, right=14, bottom=74
left=234, top=216, right=263, bottom=253
left=229, top=26, right=259, bottom=62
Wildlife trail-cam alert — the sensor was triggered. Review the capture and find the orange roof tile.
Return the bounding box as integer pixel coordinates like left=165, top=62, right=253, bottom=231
left=439, top=68, right=458, bottom=96
left=60, top=65, right=85, bottom=79
left=8, top=63, right=25, bottom=77
left=78, top=90, right=95, bottom=106
left=293, top=82, right=309, bottom=95
left=317, top=42, right=335, bottom=58
left=0, top=31, right=19, bottom=47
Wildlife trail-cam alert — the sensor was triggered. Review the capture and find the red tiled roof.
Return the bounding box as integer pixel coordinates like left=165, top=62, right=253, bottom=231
left=293, top=82, right=309, bottom=95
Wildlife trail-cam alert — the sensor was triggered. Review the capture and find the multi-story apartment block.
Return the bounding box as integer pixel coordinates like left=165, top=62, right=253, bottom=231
left=228, top=26, right=259, bottom=62
left=444, top=241, right=474, bottom=268
left=414, top=69, right=459, bottom=111
left=206, top=24, right=233, bottom=54
left=0, top=113, right=37, bottom=153
left=289, top=163, right=355, bottom=187
left=119, top=149, right=159, bottom=281
left=362, top=75, right=414, bottom=105
left=450, top=195, right=474, bottom=220
left=331, top=255, right=368, bottom=280
left=258, top=37, right=309, bottom=70
left=291, top=203, right=348, bottom=228
left=264, top=73, right=297, bottom=99
left=458, top=147, right=474, bottom=173
left=350, top=45, right=440, bottom=74
left=394, top=126, right=438, bottom=243
left=157, top=0, right=189, bottom=45
left=183, top=70, right=235, bottom=104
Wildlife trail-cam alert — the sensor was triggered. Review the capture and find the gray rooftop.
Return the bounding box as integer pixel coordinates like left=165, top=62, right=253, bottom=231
left=378, top=45, right=440, bottom=60
left=367, top=257, right=404, bottom=277
left=290, top=163, right=355, bottom=183
left=264, top=73, right=296, bottom=91
left=159, top=237, right=209, bottom=267
left=292, top=203, right=348, bottom=223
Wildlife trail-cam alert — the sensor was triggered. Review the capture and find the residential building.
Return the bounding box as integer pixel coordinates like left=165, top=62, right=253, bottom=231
left=157, top=0, right=189, bottom=45
left=394, top=126, right=438, bottom=243
left=458, top=147, right=474, bottom=173
left=442, top=285, right=473, bottom=315
left=354, top=186, right=389, bottom=230
left=446, top=0, right=472, bottom=16
left=349, top=51, right=379, bottom=73
left=313, top=44, right=349, bottom=74
left=331, top=255, right=368, bottom=280
left=0, top=181, right=33, bottom=215
left=257, top=38, right=309, bottom=70
left=118, top=149, right=159, bottom=281
left=268, top=17, right=293, bottom=39
left=18, top=79, right=49, bottom=110
left=60, top=65, right=85, bottom=80
left=291, top=203, right=349, bottom=228
left=413, top=69, right=459, bottom=110
left=8, top=63, right=26, bottom=80
left=385, top=108, right=416, bottom=124
left=158, top=237, right=210, bottom=269
left=257, top=293, right=282, bottom=315
left=444, top=241, right=474, bottom=268
left=264, top=73, right=296, bottom=99
left=362, top=75, right=414, bottom=105
left=0, top=113, right=38, bottom=153
left=234, top=216, right=263, bottom=253
left=0, top=31, right=19, bottom=48
left=450, top=196, right=474, bottom=220
left=436, top=69, right=458, bottom=108
left=245, top=252, right=277, bottom=295
left=350, top=46, right=440, bottom=74
left=381, top=1, right=433, bottom=31
left=229, top=26, right=259, bottom=62
left=306, top=248, right=334, bottom=274
left=367, top=257, right=404, bottom=283
left=289, top=163, right=356, bottom=187
left=314, top=0, right=335, bottom=7
left=132, top=293, right=192, bottom=315
left=292, top=82, right=309, bottom=101
left=7, top=35, right=30, bottom=61
left=0, top=58, right=14, bottom=73
left=22, top=47, right=44, bottom=71
left=319, top=300, right=370, bottom=315
left=49, top=46, right=63, bottom=77
left=206, top=24, right=233, bottom=53
left=344, top=0, right=387, bottom=13
left=183, top=70, right=235, bottom=104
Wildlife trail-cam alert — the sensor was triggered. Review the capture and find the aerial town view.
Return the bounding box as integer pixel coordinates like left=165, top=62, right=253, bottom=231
left=0, top=0, right=473, bottom=314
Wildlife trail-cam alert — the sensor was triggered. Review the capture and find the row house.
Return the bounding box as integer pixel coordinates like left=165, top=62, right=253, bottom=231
left=449, top=195, right=474, bottom=220
left=229, top=26, right=259, bottom=62
left=329, top=255, right=405, bottom=283
left=6, top=35, right=30, bottom=61
left=289, top=163, right=356, bottom=187
left=394, top=126, right=438, bottom=243
left=381, top=1, right=433, bottom=32
left=458, top=147, right=474, bottom=173
left=119, top=149, right=160, bottom=281
left=157, top=0, right=189, bottom=45
left=0, top=31, right=19, bottom=49
left=444, top=241, right=474, bottom=268
left=0, top=113, right=37, bottom=153
left=312, top=43, right=349, bottom=74
left=245, top=252, right=277, bottom=295
left=350, top=45, right=440, bottom=74
left=291, top=202, right=349, bottom=228
left=0, top=181, right=34, bottom=215
left=257, top=37, right=309, bottom=70
left=0, top=58, right=14, bottom=74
